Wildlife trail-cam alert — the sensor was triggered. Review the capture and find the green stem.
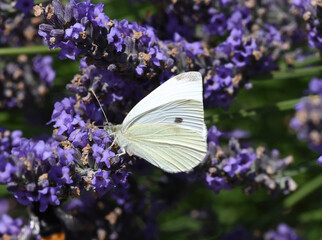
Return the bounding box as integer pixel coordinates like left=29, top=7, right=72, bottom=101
left=205, top=96, right=317, bottom=123
left=279, top=55, right=322, bottom=72
left=0, top=46, right=59, bottom=56
left=251, top=65, right=322, bottom=83
left=294, top=56, right=322, bottom=68
left=283, top=161, right=318, bottom=177
left=284, top=173, right=322, bottom=208
left=299, top=207, right=322, bottom=222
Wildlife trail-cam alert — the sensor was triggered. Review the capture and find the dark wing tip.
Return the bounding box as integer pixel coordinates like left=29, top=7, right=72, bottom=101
left=175, top=72, right=202, bottom=82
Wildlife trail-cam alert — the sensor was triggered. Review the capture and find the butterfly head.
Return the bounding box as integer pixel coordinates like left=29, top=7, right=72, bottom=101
left=105, top=124, right=121, bottom=136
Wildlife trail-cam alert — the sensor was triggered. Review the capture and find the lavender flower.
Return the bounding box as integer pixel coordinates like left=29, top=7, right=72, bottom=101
left=222, top=226, right=256, bottom=240
left=222, top=223, right=304, bottom=240
left=65, top=61, right=136, bottom=125
left=2, top=95, right=133, bottom=212
left=0, top=214, right=23, bottom=236
left=290, top=0, right=322, bottom=51
left=92, top=144, right=114, bottom=168
left=0, top=128, right=130, bottom=212
left=0, top=1, right=56, bottom=109
left=60, top=189, right=159, bottom=239
left=205, top=175, right=230, bottom=194
left=1, top=0, right=40, bottom=47
left=147, top=0, right=306, bottom=107
left=33, top=55, right=56, bottom=85
left=37, top=0, right=167, bottom=76
left=264, top=223, right=303, bottom=240
left=318, top=156, right=322, bottom=164
left=14, top=0, right=34, bottom=16
left=197, top=127, right=297, bottom=195
left=36, top=0, right=294, bottom=110
left=91, top=169, right=113, bottom=196
left=290, top=78, right=322, bottom=154
left=0, top=128, right=22, bottom=154
left=0, top=55, right=55, bottom=108
left=0, top=153, right=17, bottom=184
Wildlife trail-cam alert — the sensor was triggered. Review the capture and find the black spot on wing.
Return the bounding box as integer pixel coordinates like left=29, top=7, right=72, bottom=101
left=174, top=117, right=183, bottom=123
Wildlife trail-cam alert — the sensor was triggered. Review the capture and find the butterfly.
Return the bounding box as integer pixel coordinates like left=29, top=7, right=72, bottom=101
left=95, top=72, right=207, bottom=173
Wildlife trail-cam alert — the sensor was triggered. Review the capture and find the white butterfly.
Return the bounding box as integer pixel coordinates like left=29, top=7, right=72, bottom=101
left=105, top=72, right=207, bottom=173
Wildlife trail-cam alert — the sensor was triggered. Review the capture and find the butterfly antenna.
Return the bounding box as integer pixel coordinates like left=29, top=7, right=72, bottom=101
left=89, top=88, right=109, bottom=124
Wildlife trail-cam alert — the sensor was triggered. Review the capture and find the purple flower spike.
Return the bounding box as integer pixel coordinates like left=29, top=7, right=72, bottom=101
left=0, top=153, right=17, bottom=184
left=203, top=127, right=297, bottom=195
left=107, top=27, right=123, bottom=52
left=227, top=28, right=243, bottom=47
left=33, top=55, right=56, bottom=85
left=204, top=13, right=227, bottom=36
left=318, top=156, right=322, bottom=165
left=236, top=150, right=256, bottom=174
left=92, top=169, right=113, bottom=196
left=223, top=157, right=239, bottom=177
left=206, top=175, right=230, bottom=194
left=89, top=3, right=110, bottom=27
left=14, top=0, right=34, bottom=15
left=264, top=223, right=303, bottom=240
left=65, top=23, right=86, bottom=40
left=38, top=187, right=61, bottom=212
left=53, top=111, right=74, bottom=135
left=49, top=166, right=73, bottom=185
left=0, top=214, right=23, bottom=236
left=290, top=78, right=322, bottom=152
left=69, top=129, right=89, bottom=148
left=136, top=65, right=146, bottom=75
left=309, top=78, right=322, bottom=95
left=13, top=191, right=33, bottom=206
left=56, top=40, right=82, bottom=61
left=92, top=144, right=114, bottom=168
left=207, top=126, right=222, bottom=145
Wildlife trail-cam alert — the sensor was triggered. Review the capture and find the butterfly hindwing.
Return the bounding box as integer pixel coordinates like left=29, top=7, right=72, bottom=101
left=123, top=123, right=207, bottom=173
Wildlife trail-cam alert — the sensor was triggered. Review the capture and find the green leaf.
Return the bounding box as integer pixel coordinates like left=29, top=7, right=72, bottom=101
left=299, top=207, right=322, bottom=222
left=251, top=65, right=322, bottom=82
left=284, top=173, right=322, bottom=208
left=293, top=56, right=322, bottom=68
left=0, top=46, right=59, bottom=56
left=205, top=96, right=317, bottom=123
left=160, top=216, right=202, bottom=232
left=0, top=185, right=8, bottom=197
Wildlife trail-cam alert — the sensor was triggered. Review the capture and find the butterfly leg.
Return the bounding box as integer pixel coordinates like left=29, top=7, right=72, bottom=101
left=115, top=147, right=126, bottom=158
left=107, top=131, right=118, bottom=150
left=108, top=137, right=117, bottom=150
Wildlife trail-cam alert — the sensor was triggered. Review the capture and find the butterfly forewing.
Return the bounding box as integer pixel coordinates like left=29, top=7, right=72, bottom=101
left=121, top=99, right=205, bottom=137
left=121, top=72, right=204, bottom=133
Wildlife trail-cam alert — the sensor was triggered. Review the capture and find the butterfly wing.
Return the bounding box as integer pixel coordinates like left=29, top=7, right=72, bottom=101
left=121, top=72, right=206, bottom=138
left=123, top=123, right=207, bottom=173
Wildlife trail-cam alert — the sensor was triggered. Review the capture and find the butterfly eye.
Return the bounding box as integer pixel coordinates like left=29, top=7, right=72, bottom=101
left=174, top=117, right=183, bottom=123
